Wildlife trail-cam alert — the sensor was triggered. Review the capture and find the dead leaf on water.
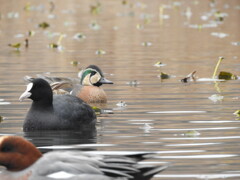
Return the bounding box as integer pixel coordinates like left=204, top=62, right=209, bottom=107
left=233, top=110, right=240, bottom=117
left=8, top=43, right=21, bottom=50
left=39, top=22, right=50, bottom=29
left=181, top=71, right=197, bottom=83
left=218, top=71, right=238, bottom=80
left=95, top=50, right=106, bottom=55
left=90, top=2, right=101, bottom=15
left=208, top=94, right=224, bottom=103
left=158, top=72, right=170, bottom=79
left=183, top=130, right=200, bottom=137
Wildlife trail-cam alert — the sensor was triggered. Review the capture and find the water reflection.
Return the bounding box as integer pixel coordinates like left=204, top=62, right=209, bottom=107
left=24, top=129, right=96, bottom=152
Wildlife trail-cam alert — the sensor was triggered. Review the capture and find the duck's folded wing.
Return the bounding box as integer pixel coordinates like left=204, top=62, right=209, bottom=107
left=31, top=151, right=132, bottom=179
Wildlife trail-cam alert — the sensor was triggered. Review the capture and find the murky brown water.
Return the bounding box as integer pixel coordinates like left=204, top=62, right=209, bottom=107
left=0, top=0, right=240, bottom=179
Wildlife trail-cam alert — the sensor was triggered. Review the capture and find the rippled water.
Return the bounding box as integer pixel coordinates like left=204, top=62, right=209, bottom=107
left=0, top=0, right=240, bottom=179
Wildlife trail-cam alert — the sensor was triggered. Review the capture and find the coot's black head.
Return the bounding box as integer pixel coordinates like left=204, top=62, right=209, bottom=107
left=80, top=65, right=113, bottom=87
left=19, top=78, right=53, bottom=103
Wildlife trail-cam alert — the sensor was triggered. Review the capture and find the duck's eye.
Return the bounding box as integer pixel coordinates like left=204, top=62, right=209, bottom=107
left=1, top=144, right=14, bottom=152
left=90, top=71, right=96, bottom=76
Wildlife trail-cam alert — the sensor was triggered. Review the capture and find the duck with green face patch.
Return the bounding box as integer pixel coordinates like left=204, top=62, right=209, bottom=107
left=73, top=65, right=113, bottom=105
left=45, top=65, right=113, bottom=106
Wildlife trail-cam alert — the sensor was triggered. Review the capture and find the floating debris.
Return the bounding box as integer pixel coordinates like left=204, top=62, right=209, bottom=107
left=0, top=116, right=3, bottom=123
left=39, top=22, right=50, bottom=29
left=95, top=49, right=106, bottom=55
left=181, top=71, right=197, bottom=83
left=73, top=33, right=86, bottom=40
left=158, top=72, right=170, bottom=79
left=208, top=94, right=224, bottom=103
left=116, top=101, right=127, bottom=107
left=154, top=61, right=166, bottom=67
left=90, top=2, right=101, bottom=15
left=141, top=42, right=152, bottom=47
left=136, top=24, right=144, bottom=30
left=183, top=130, right=201, bottom=137
left=189, top=23, right=218, bottom=29
left=126, top=80, right=140, bottom=86
left=14, top=34, right=24, bottom=38
left=184, top=7, right=192, bottom=19
left=214, top=11, right=228, bottom=22
left=211, top=32, right=229, bottom=38
left=231, top=42, right=240, bottom=46
left=139, top=123, right=153, bottom=133
left=49, top=43, right=58, bottom=48
left=23, top=2, right=32, bottom=11
left=70, top=61, right=80, bottom=66
left=233, top=110, right=240, bottom=117
left=8, top=43, right=21, bottom=50
left=25, top=38, right=29, bottom=48
left=7, top=12, right=19, bottom=19
left=122, top=0, right=127, bottom=5
left=89, top=22, right=101, bottom=30
left=212, top=56, right=224, bottom=79
left=218, top=71, right=238, bottom=80
left=27, top=30, right=35, bottom=37
left=49, top=34, right=65, bottom=50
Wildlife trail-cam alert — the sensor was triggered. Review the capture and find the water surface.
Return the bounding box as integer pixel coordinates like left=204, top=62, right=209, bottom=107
left=0, top=0, right=240, bottom=179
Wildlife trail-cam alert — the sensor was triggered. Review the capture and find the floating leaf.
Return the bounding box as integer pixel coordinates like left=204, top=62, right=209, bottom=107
left=233, top=110, right=240, bottom=117
left=70, top=61, right=80, bottom=66
left=154, top=61, right=166, bottom=67
left=25, top=39, right=29, bottom=48
left=181, top=71, right=197, bottom=83
left=95, top=49, right=106, bottom=55
left=141, top=42, right=152, bottom=47
left=90, top=2, right=101, bottom=15
left=39, top=22, right=50, bottom=29
left=139, top=123, right=153, bottom=133
left=231, top=42, right=240, bottom=46
left=208, top=94, right=224, bottom=103
left=211, top=32, right=228, bottom=38
left=218, top=71, right=237, bottom=80
left=8, top=43, right=21, bottom=50
left=214, top=11, right=228, bottom=22
left=184, top=130, right=200, bottom=137
left=24, top=2, right=32, bottom=11
left=7, top=12, right=19, bottom=19
left=28, top=30, right=35, bottom=37
left=126, top=80, right=140, bottom=87
left=89, top=22, right=101, bottom=30
left=116, top=101, right=127, bottom=107
left=73, top=33, right=86, bottom=40
left=49, top=43, right=58, bottom=48
left=136, top=24, right=144, bottom=30
left=122, top=0, right=128, bottom=5
left=14, top=34, right=24, bottom=38
left=158, top=72, right=170, bottom=79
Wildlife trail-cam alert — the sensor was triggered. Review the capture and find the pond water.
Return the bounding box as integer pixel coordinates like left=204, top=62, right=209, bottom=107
left=0, top=0, right=240, bottom=179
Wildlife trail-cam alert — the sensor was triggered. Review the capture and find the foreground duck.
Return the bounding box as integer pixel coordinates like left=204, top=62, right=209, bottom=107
left=19, top=78, right=96, bottom=131
left=0, top=136, right=168, bottom=180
